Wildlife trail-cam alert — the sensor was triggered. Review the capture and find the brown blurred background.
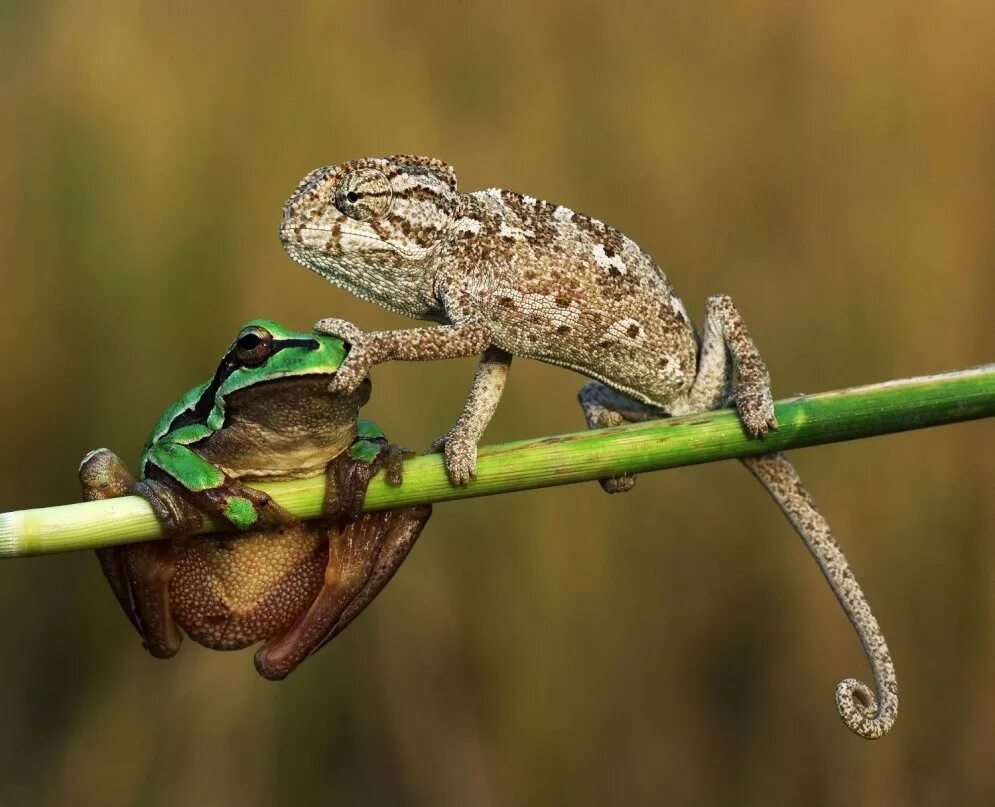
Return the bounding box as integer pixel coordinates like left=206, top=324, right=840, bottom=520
left=0, top=2, right=992, bottom=805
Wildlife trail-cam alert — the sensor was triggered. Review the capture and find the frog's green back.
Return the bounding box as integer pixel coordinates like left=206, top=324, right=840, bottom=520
left=136, top=320, right=348, bottom=478
left=139, top=382, right=211, bottom=475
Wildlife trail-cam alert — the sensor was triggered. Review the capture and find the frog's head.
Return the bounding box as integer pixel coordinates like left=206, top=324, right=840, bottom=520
left=279, top=155, right=459, bottom=310
left=212, top=319, right=371, bottom=431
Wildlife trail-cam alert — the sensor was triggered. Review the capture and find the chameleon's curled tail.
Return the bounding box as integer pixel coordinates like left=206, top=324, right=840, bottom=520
left=740, top=452, right=898, bottom=739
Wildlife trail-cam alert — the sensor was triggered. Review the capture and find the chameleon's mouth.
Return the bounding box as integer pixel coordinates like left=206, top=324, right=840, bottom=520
left=280, top=240, right=336, bottom=274
left=280, top=220, right=431, bottom=263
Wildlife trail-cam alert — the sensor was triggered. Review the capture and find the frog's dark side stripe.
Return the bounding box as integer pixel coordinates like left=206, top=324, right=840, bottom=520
left=165, top=337, right=323, bottom=435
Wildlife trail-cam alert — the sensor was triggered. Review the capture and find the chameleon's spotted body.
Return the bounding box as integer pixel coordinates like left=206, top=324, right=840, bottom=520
left=456, top=189, right=700, bottom=404
left=280, top=156, right=897, bottom=738
left=282, top=159, right=701, bottom=414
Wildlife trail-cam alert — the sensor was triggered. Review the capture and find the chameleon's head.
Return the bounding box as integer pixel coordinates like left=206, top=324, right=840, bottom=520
left=279, top=155, right=459, bottom=302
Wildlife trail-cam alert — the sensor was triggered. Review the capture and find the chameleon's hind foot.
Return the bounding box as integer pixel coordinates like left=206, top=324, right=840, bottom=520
left=736, top=384, right=778, bottom=438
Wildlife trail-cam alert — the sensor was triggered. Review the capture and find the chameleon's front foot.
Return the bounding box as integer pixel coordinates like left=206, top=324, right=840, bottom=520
left=314, top=317, right=373, bottom=395
left=430, top=426, right=478, bottom=486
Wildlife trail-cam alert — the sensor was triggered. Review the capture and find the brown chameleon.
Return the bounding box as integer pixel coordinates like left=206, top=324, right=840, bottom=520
left=279, top=155, right=897, bottom=737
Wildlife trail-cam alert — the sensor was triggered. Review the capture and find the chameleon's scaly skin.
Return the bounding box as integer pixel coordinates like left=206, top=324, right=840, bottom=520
left=280, top=155, right=897, bottom=737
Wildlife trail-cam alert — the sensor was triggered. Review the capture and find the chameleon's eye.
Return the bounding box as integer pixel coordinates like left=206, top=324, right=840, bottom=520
left=335, top=168, right=392, bottom=222
left=234, top=326, right=274, bottom=366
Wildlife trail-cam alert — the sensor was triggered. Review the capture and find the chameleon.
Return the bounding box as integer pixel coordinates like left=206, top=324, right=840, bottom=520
left=278, top=155, right=897, bottom=737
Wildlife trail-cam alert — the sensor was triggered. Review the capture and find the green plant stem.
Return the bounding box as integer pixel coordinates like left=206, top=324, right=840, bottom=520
left=2, top=363, right=992, bottom=558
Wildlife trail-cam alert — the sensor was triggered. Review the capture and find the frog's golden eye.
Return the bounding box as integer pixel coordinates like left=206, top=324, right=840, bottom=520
left=235, top=326, right=274, bottom=366
left=334, top=168, right=392, bottom=222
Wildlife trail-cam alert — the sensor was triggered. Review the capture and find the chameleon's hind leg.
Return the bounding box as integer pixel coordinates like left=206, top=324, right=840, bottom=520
left=579, top=294, right=776, bottom=493
left=577, top=381, right=661, bottom=493
left=685, top=293, right=777, bottom=435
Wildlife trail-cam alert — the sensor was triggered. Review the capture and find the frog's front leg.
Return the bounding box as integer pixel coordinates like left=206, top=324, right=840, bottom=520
left=145, top=438, right=295, bottom=533
left=80, top=449, right=183, bottom=657
left=254, top=504, right=432, bottom=680
left=324, top=419, right=410, bottom=517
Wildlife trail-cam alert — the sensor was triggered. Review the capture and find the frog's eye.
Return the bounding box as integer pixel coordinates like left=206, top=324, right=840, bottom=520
left=334, top=168, right=392, bottom=222
left=235, top=326, right=274, bottom=366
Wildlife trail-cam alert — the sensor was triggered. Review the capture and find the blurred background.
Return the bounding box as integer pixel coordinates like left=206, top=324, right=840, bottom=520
left=0, top=1, right=992, bottom=805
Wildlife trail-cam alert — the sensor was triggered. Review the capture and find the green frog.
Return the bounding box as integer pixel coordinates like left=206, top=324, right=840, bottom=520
left=79, top=319, right=430, bottom=680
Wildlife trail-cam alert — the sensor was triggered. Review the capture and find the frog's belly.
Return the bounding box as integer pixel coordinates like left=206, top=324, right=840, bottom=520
left=486, top=293, right=699, bottom=407
left=169, top=525, right=327, bottom=650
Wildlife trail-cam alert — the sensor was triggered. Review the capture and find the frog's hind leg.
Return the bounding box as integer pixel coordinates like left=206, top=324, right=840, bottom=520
left=254, top=505, right=431, bottom=680
left=117, top=541, right=184, bottom=658
left=577, top=381, right=662, bottom=493
left=80, top=448, right=183, bottom=657
left=95, top=542, right=183, bottom=658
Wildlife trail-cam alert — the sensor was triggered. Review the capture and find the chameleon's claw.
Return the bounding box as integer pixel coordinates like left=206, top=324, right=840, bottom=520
left=600, top=475, right=637, bottom=494
left=591, top=410, right=637, bottom=493
left=314, top=317, right=366, bottom=344
left=325, top=355, right=372, bottom=396
left=431, top=429, right=477, bottom=486
left=315, top=317, right=373, bottom=394
left=736, top=386, right=778, bottom=438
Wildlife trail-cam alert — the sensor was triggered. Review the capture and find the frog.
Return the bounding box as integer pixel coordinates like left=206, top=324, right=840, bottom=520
left=79, top=319, right=431, bottom=680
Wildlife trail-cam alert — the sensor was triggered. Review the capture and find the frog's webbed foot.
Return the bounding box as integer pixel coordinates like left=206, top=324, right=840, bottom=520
left=132, top=478, right=205, bottom=537
left=142, top=470, right=297, bottom=534
left=254, top=504, right=432, bottom=680
left=79, top=449, right=183, bottom=658
left=194, top=481, right=297, bottom=531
